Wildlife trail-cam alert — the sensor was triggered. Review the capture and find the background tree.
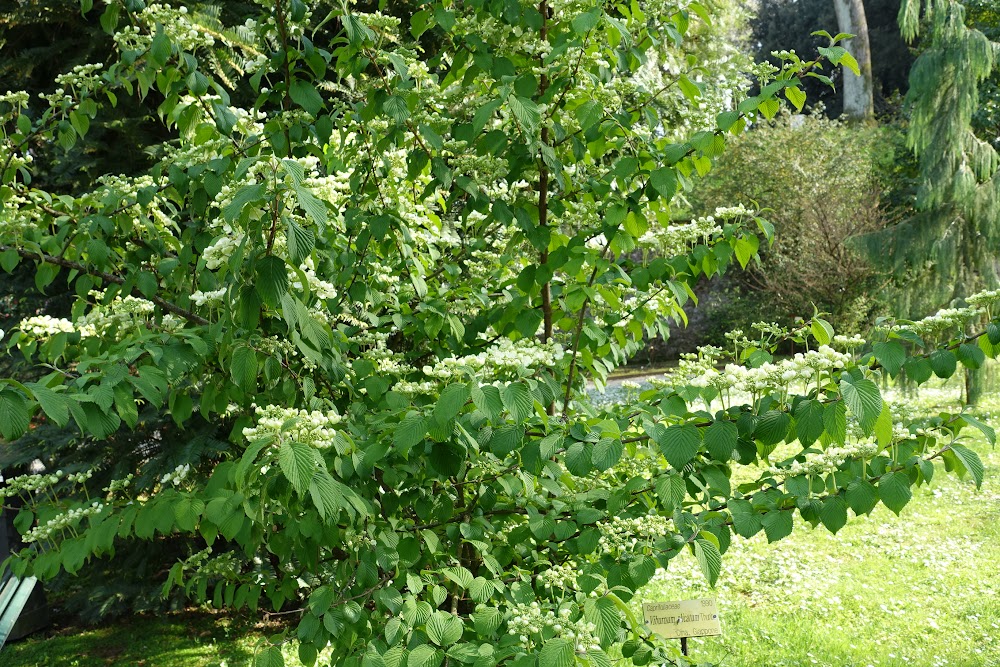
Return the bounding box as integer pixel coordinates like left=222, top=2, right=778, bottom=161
left=833, top=0, right=875, bottom=120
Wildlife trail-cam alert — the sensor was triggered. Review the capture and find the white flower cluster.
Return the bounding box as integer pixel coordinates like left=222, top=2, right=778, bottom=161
left=537, top=561, right=583, bottom=592
left=637, top=214, right=722, bottom=257
left=18, top=315, right=78, bottom=338
left=507, top=602, right=601, bottom=653
left=422, top=339, right=564, bottom=381
left=23, top=502, right=105, bottom=544
left=75, top=291, right=157, bottom=334
left=685, top=345, right=853, bottom=394
left=160, top=463, right=192, bottom=486
left=0, top=472, right=62, bottom=500
left=190, top=288, right=227, bottom=307
left=894, top=306, right=983, bottom=339
left=832, top=334, right=865, bottom=349
left=965, top=289, right=1000, bottom=309
left=242, top=404, right=342, bottom=449
left=597, top=513, right=672, bottom=553
left=768, top=440, right=882, bottom=480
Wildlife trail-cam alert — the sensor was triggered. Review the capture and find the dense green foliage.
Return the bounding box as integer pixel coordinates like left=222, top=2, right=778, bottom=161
left=0, top=2, right=997, bottom=667
left=690, top=111, right=896, bottom=335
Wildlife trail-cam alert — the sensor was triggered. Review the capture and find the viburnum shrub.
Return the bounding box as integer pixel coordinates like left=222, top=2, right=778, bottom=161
left=0, top=1, right=997, bottom=666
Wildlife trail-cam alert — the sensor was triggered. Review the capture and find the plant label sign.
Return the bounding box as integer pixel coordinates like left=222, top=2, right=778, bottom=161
left=643, top=599, right=722, bottom=639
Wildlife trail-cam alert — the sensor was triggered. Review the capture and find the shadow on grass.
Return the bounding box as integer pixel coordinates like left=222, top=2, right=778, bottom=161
left=2, top=609, right=258, bottom=667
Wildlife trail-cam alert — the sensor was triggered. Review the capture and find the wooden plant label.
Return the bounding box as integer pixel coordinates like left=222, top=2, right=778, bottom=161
left=642, top=598, right=722, bottom=639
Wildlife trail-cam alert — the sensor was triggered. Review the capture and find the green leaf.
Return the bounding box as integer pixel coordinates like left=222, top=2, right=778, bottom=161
left=255, top=646, right=284, bottom=667
left=839, top=376, right=882, bottom=435
left=950, top=444, right=985, bottom=489
left=961, top=414, right=996, bottom=446
left=383, top=95, right=410, bottom=124
left=230, top=345, right=258, bottom=393
left=755, top=410, right=790, bottom=446
left=929, top=349, right=957, bottom=378
left=649, top=167, right=677, bottom=200
left=571, top=8, right=601, bottom=33
left=433, top=384, right=470, bottom=425
left=149, top=27, right=171, bottom=67
left=703, top=419, right=737, bottom=462
left=846, top=479, right=878, bottom=515
left=407, top=645, right=443, bottom=667
left=287, top=217, right=316, bottom=266
left=586, top=596, right=621, bottom=647
left=819, top=495, right=848, bottom=534
left=0, top=389, right=30, bottom=440
left=309, top=469, right=344, bottom=520
left=473, top=607, right=502, bottom=637
left=811, top=318, right=834, bottom=345
left=27, top=383, right=70, bottom=427
left=693, top=538, right=722, bottom=586
left=174, top=496, right=205, bottom=532
left=878, top=471, right=912, bottom=516
left=839, top=51, right=860, bottom=75
left=793, top=399, right=825, bottom=448
left=903, top=357, right=933, bottom=384
left=874, top=402, right=893, bottom=449
left=539, top=638, right=574, bottom=667
left=278, top=441, right=317, bottom=495
left=290, top=80, right=324, bottom=116
left=501, top=382, right=534, bottom=423
left=426, top=611, right=464, bottom=647
left=256, top=255, right=289, bottom=307
left=592, top=438, right=624, bottom=471
left=761, top=510, right=792, bottom=543
left=784, top=86, right=806, bottom=111
left=223, top=183, right=266, bottom=222
left=655, top=474, right=686, bottom=513
left=394, top=412, right=427, bottom=456
left=653, top=424, right=702, bottom=470
left=728, top=499, right=762, bottom=538
left=576, top=100, right=603, bottom=131
left=507, top=95, right=540, bottom=133
left=957, top=342, right=985, bottom=369
left=873, top=341, right=906, bottom=378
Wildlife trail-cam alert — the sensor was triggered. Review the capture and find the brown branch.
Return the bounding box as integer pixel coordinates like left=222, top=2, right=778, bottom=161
left=1, top=244, right=209, bottom=325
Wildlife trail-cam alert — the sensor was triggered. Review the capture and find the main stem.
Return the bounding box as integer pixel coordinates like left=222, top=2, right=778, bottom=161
left=538, top=0, right=555, bottom=415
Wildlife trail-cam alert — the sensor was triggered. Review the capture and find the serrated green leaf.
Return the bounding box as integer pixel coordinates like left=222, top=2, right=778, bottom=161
left=290, top=79, right=324, bottom=116
left=426, top=611, right=464, bottom=647
left=27, top=383, right=70, bottom=427
left=728, top=498, right=762, bottom=538
left=256, top=255, right=289, bottom=307
left=819, top=495, right=848, bottom=534
left=653, top=424, right=702, bottom=470
left=576, top=99, right=603, bottom=131
left=407, top=645, right=443, bottom=667
left=255, top=646, right=284, bottom=667
left=394, top=413, right=426, bottom=456
left=873, top=341, right=906, bottom=378
left=383, top=95, right=410, bottom=124
left=846, top=479, right=878, bottom=515
left=693, top=538, right=722, bottom=586
left=278, top=441, right=317, bottom=496
left=761, top=510, right=792, bottom=543
left=840, top=376, right=882, bottom=436
left=878, top=471, right=912, bottom=515
left=755, top=410, right=790, bottom=446
left=704, top=419, right=737, bottom=462
left=230, top=345, right=258, bottom=393
left=793, top=399, right=825, bottom=448
left=287, top=217, right=316, bottom=266
left=784, top=85, right=806, bottom=111
left=508, top=95, right=540, bottom=134
left=473, top=607, right=502, bottom=637
left=649, top=167, right=677, bottom=200
left=811, top=318, right=834, bottom=345
left=950, top=444, right=985, bottom=489
left=592, top=438, right=624, bottom=471
left=586, top=596, right=622, bottom=647
left=929, top=349, right=957, bottom=378
left=539, top=638, right=574, bottom=667
left=961, top=414, right=996, bottom=446
left=501, top=382, right=534, bottom=423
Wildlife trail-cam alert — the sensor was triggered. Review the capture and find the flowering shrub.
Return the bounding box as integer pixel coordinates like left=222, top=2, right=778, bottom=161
left=0, top=2, right=995, bottom=667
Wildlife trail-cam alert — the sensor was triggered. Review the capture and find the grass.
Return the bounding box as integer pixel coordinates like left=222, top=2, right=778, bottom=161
left=5, top=378, right=1000, bottom=667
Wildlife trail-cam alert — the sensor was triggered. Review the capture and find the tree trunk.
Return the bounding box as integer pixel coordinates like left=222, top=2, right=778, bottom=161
left=832, top=0, right=874, bottom=121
